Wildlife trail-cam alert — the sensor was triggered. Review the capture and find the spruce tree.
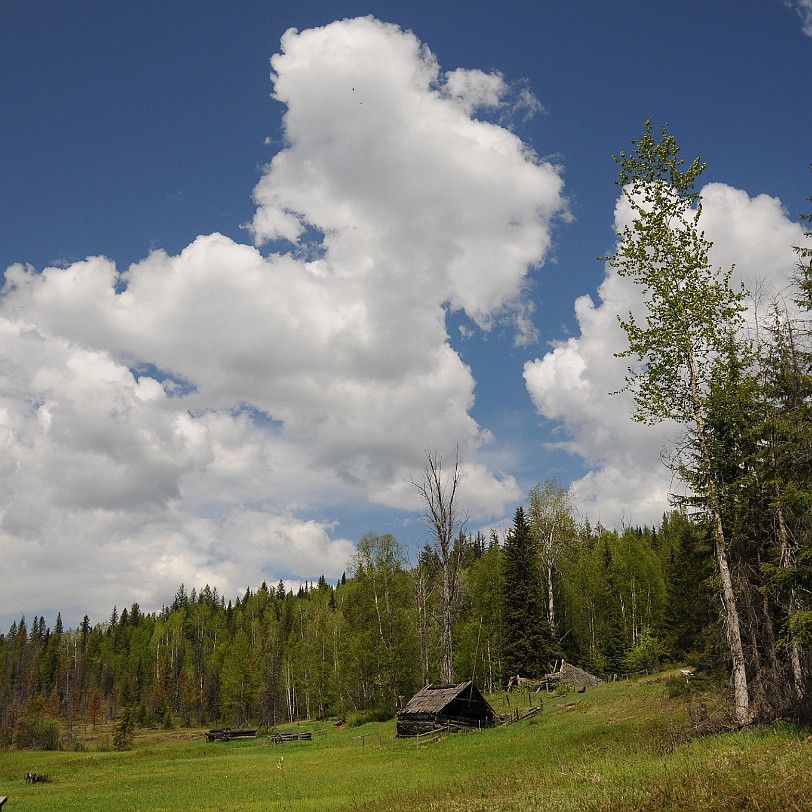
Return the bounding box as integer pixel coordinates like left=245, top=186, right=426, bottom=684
left=501, top=506, right=558, bottom=680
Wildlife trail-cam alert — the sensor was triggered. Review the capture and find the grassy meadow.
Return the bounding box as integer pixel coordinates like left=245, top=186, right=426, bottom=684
left=1, top=674, right=810, bottom=811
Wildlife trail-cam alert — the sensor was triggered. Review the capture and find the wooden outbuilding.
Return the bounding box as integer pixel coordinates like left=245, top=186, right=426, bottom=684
left=396, top=681, right=497, bottom=737
left=510, top=661, right=601, bottom=693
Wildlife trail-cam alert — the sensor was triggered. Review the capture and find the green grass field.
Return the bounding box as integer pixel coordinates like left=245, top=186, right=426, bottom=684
left=1, top=675, right=810, bottom=811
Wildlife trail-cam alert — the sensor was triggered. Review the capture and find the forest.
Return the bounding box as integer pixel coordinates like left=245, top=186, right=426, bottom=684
left=1, top=124, right=811, bottom=750
left=0, top=507, right=714, bottom=748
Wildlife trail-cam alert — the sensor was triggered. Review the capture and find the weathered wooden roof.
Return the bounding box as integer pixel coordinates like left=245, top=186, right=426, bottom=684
left=557, top=662, right=601, bottom=688
left=399, top=681, right=493, bottom=717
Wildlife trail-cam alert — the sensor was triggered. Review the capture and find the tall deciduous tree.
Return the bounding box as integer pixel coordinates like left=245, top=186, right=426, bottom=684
left=607, top=121, right=752, bottom=723
left=412, top=447, right=464, bottom=684
left=528, top=479, right=577, bottom=632
left=349, top=533, right=418, bottom=713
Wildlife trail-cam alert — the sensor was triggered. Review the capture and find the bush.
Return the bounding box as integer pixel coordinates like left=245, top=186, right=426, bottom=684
left=623, top=630, right=666, bottom=673
left=665, top=669, right=720, bottom=700
left=96, top=734, right=113, bottom=752
left=665, top=673, right=693, bottom=699
left=14, top=699, right=62, bottom=750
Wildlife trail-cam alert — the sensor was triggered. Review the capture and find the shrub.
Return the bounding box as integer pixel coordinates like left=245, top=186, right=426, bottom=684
left=13, top=698, right=62, bottom=750
left=96, top=734, right=113, bottom=752
left=623, top=630, right=666, bottom=673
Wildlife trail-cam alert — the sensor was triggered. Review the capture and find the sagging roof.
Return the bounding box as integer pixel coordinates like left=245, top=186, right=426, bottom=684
left=399, top=681, right=496, bottom=719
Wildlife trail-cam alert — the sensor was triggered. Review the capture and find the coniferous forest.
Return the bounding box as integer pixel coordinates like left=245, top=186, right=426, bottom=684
left=1, top=127, right=811, bottom=750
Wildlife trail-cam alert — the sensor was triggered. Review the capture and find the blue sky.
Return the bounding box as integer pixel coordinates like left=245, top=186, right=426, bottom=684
left=1, top=1, right=810, bottom=628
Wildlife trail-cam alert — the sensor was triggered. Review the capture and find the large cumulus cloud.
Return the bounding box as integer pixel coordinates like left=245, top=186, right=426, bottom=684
left=0, top=17, right=566, bottom=626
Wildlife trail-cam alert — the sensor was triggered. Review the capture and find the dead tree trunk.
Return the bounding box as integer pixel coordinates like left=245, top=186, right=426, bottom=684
left=412, top=447, right=464, bottom=685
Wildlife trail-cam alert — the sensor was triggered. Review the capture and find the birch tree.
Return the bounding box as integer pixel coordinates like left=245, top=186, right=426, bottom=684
left=349, top=533, right=417, bottom=711
left=607, top=121, right=752, bottom=724
left=528, top=479, right=577, bottom=632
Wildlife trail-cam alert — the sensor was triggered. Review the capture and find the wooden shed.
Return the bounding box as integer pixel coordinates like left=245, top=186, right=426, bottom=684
left=396, top=681, right=497, bottom=737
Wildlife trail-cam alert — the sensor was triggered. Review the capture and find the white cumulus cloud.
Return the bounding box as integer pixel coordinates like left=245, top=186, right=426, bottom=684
left=0, top=17, right=567, bottom=626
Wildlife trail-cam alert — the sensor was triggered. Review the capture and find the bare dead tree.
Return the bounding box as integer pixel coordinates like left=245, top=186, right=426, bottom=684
left=412, top=446, right=464, bottom=685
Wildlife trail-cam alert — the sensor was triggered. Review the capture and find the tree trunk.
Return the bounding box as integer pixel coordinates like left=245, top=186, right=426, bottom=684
left=546, top=558, right=556, bottom=631
left=413, top=447, right=463, bottom=686
left=712, top=513, right=751, bottom=724
left=689, top=345, right=751, bottom=725
left=776, top=499, right=805, bottom=699
left=441, top=564, right=454, bottom=684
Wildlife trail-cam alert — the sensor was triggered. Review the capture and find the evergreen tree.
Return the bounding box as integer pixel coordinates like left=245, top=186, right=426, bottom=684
left=659, top=512, right=715, bottom=662
left=113, top=705, right=135, bottom=750
left=501, top=507, right=557, bottom=680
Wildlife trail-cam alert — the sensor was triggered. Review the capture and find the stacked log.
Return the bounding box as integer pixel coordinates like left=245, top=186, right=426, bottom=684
left=205, top=728, right=258, bottom=742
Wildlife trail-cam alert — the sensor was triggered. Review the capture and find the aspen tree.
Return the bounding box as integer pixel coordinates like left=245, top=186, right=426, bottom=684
left=607, top=121, right=751, bottom=724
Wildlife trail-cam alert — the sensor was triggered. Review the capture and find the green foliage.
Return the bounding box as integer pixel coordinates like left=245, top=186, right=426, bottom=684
left=606, top=120, right=782, bottom=726
left=13, top=697, right=62, bottom=750
left=527, top=478, right=578, bottom=632
left=501, top=507, right=559, bottom=678
left=664, top=670, right=721, bottom=700
left=788, top=610, right=812, bottom=645
left=113, top=705, right=136, bottom=750
left=453, top=543, right=503, bottom=691
left=792, top=170, right=812, bottom=307
left=219, top=629, right=258, bottom=726
left=659, top=512, right=716, bottom=663
left=343, top=533, right=420, bottom=717
left=0, top=508, right=781, bottom=734
left=623, top=629, right=667, bottom=673
left=607, top=120, right=747, bottom=427
left=557, top=524, right=670, bottom=677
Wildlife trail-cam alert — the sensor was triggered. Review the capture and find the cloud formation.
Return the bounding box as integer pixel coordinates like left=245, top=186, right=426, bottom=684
left=524, top=183, right=806, bottom=527
left=0, top=18, right=567, bottom=625
left=786, top=0, right=812, bottom=36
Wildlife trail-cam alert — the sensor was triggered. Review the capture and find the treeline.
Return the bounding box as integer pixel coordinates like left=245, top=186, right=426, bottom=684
left=0, top=507, right=722, bottom=747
